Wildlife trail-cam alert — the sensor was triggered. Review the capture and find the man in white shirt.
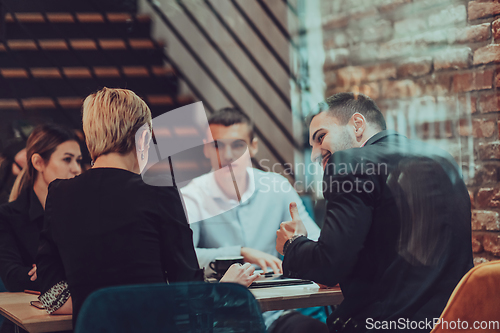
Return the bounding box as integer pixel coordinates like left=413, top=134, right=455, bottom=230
left=179, top=107, right=326, bottom=332
left=180, top=108, right=320, bottom=275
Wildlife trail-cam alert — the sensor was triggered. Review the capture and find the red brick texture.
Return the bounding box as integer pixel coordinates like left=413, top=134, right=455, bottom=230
left=434, top=48, right=472, bottom=71
left=483, top=233, right=500, bottom=256
left=479, top=93, right=500, bottom=113
left=472, top=163, right=499, bottom=185
left=493, top=19, right=500, bottom=40
left=452, top=70, right=493, bottom=93
left=468, top=1, right=500, bottom=21
left=477, top=186, right=500, bottom=208
left=456, top=23, right=491, bottom=43
left=473, top=45, right=500, bottom=66
left=397, top=57, right=432, bottom=77
left=472, top=210, right=500, bottom=230
left=472, top=233, right=484, bottom=253
left=478, top=141, right=500, bottom=160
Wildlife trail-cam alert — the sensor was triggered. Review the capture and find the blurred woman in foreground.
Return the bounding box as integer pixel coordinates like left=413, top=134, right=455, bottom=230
left=36, top=88, right=259, bottom=326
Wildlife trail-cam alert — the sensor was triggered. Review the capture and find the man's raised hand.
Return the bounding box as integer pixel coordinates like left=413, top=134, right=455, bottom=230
left=276, top=202, right=307, bottom=255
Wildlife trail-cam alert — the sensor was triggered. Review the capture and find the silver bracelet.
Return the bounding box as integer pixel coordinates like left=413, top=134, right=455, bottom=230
left=283, top=234, right=304, bottom=256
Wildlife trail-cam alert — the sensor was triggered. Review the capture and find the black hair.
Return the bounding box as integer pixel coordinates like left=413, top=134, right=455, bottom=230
left=207, top=107, right=255, bottom=140
left=311, top=92, right=386, bottom=130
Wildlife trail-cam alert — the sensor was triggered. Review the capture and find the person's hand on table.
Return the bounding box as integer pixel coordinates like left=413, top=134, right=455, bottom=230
left=220, top=263, right=260, bottom=287
left=276, top=202, right=307, bottom=256
left=240, top=247, right=282, bottom=274
left=28, top=264, right=37, bottom=281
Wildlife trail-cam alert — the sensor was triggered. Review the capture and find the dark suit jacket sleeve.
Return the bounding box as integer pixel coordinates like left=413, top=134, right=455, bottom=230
left=282, top=152, right=377, bottom=286
left=0, top=207, right=39, bottom=291
left=36, top=182, right=68, bottom=294
left=157, top=187, right=204, bottom=283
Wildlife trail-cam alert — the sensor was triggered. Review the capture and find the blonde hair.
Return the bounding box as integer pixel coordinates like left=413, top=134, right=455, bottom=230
left=9, top=170, right=24, bottom=202
left=82, top=87, right=152, bottom=161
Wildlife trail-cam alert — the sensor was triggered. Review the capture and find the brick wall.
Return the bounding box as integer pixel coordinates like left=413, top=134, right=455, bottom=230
left=321, top=0, right=500, bottom=265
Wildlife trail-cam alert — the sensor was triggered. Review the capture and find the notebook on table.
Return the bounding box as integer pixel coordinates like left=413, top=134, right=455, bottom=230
left=249, top=274, right=313, bottom=289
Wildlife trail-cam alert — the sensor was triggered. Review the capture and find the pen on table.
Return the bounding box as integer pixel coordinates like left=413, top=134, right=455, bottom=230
left=24, top=290, right=41, bottom=295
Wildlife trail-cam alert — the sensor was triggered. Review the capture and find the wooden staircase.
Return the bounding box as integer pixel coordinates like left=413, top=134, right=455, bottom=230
left=0, top=0, right=193, bottom=148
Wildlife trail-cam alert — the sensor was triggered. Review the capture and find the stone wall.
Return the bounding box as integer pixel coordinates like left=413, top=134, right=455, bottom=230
left=321, top=0, right=500, bottom=264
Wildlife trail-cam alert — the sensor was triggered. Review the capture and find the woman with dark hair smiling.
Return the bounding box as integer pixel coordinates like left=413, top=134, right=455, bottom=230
left=36, top=88, right=259, bottom=327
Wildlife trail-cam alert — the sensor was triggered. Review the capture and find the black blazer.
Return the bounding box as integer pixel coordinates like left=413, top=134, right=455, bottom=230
left=0, top=188, right=43, bottom=291
left=283, top=131, right=473, bottom=331
left=37, top=168, right=204, bottom=325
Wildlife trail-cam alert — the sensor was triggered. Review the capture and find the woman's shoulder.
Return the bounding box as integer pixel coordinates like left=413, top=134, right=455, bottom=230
left=45, top=168, right=181, bottom=207
left=51, top=168, right=177, bottom=196
left=0, top=200, right=16, bottom=221
left=46, top=177, right=78, bottom=200
left=0, top=187, right=31, bottom=219
left=48, top=168, right=138, bottom=191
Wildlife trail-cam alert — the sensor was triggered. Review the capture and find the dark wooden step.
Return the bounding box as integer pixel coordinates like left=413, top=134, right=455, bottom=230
left=4, top=13, right=151, bottom=40
left=0, top=69, right=179, bottom=98
left=2, top=0, right=138, bottom=13
left=0, top=66, right=174, bottom=79
left=0, top=95, right=191, bottom=110
left=0, top=39, right=165, bottom=67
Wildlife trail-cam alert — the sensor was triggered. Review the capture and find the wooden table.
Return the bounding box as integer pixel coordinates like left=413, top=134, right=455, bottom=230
left=251, top=283, right=343, bottom=312
left=0, top=293, right=71, bottom=333
left=0, top=285, right=343, bottom=332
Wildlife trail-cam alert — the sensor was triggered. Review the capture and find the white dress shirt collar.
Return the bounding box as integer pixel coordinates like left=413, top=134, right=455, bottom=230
left=204, top=167, right=257, bottom=205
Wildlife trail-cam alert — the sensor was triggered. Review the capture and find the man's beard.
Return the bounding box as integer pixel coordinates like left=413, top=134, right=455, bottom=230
left=333, top=127, right=357, bottom=152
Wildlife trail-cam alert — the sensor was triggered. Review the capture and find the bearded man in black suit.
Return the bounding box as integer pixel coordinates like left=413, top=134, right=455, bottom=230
left=276, top=93, right=473, bottom=333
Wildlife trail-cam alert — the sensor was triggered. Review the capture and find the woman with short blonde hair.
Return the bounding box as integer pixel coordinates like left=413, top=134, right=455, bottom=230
left=82, top=87, right=152, bottom=163
left=36, top=88, right=258, bottom=326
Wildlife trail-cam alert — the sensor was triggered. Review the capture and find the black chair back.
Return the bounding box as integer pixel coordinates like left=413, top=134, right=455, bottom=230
left=75, top=282, right=266, bottom=333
